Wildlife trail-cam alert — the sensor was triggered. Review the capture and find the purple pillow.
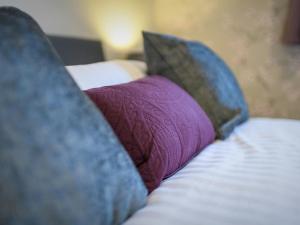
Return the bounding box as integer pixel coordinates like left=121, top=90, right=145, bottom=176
left=85, top=76, right=215, bottom=192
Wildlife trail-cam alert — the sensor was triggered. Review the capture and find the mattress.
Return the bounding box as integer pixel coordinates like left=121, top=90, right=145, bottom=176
left=124, top=118, right=300, bottom=225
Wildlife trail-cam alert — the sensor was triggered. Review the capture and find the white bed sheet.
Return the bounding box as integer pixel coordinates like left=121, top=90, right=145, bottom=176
left=66, top=60, right=146, bottom=90
left=124, top=118, right=300, bottom=225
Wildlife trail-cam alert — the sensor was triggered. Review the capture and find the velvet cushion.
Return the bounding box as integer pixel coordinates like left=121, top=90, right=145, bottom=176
left=0, top=7, right=147, bottom=225
left=143, top=31, right=249, bottom=139
left=85, top=76, right=215, bottom=192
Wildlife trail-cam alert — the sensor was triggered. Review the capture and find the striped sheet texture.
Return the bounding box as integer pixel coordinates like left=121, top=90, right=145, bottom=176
left=124, top=118, right=300, bottom=225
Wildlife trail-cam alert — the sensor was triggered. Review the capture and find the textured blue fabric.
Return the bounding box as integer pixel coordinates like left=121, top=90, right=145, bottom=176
left=143, top=31, right=249, bottom=139
left=0, top=7, right=147, bottom=225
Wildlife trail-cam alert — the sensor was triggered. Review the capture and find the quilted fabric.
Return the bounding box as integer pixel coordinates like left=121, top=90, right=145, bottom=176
left=85, top=76, right=215, bottom=192
left=143, top=31, right=249, bottom=139
left=0, top=7, right=147, bottom=225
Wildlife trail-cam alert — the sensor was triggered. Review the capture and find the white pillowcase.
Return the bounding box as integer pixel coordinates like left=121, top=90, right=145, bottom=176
left=66, top=60, right=146, bottom=90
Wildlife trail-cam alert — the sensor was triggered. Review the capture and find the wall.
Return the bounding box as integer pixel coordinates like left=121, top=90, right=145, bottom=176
left=0, top=0, right=97, bottom=38
left=153, top=0, right=300, bottom=119
left=0, top=0, right=152, bottom=59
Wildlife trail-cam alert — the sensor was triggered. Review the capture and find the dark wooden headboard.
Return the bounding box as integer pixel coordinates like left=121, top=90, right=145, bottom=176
left=47, top=35, right=105, bottom=65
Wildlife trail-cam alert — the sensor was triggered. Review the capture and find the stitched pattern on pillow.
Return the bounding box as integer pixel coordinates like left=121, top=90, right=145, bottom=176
left=86, top=76, right=215, bottom=192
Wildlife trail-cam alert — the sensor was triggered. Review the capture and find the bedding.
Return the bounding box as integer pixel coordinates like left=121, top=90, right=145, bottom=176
left=0, top=7, right=147, bottom=225
left=124, top=118, right=300, bottom=225
left=66, top=60, right=146, bottom=90
left=143, top=31, right=249, bottom=139
left=85, top=75, right=215, bottom=192
left=62, top=46, right=300, bottom=225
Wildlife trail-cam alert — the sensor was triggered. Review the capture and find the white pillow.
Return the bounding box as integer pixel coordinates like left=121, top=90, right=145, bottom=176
left=66, top=60, right=146, bottom=90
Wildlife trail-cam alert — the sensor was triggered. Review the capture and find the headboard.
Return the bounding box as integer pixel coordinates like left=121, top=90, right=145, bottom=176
left=47, top=35, right=105, bottom=65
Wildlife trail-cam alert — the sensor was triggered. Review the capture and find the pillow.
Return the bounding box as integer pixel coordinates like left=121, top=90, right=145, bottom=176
left=143, top=31, right=249, bottom=139
left=0, top=7, right=147, bottom=225
left=85, top=76, right=215, bottom=192
left=66, top=60, right=146, bottom=90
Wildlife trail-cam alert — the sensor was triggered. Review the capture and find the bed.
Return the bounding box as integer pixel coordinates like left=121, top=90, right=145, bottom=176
left=49, top=33, right=300, bottom=225
left=64, top=58, right=300, bottom=225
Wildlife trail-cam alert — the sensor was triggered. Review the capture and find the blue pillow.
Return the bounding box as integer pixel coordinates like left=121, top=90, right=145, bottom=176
left=0, top=7, right=147, bottom=225
left=143, top=31, right=249, bottom=139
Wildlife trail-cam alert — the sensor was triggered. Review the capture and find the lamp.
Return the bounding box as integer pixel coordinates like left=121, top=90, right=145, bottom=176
left=85, top=0, right=151, bottom=58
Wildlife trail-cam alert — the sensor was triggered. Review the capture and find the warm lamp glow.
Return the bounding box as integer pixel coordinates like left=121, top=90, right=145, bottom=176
left=100, top=12, right=141, bottom=50
left=105, top=23, right=136, bottom=49
left=83, top=0, right=151, bottom=52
